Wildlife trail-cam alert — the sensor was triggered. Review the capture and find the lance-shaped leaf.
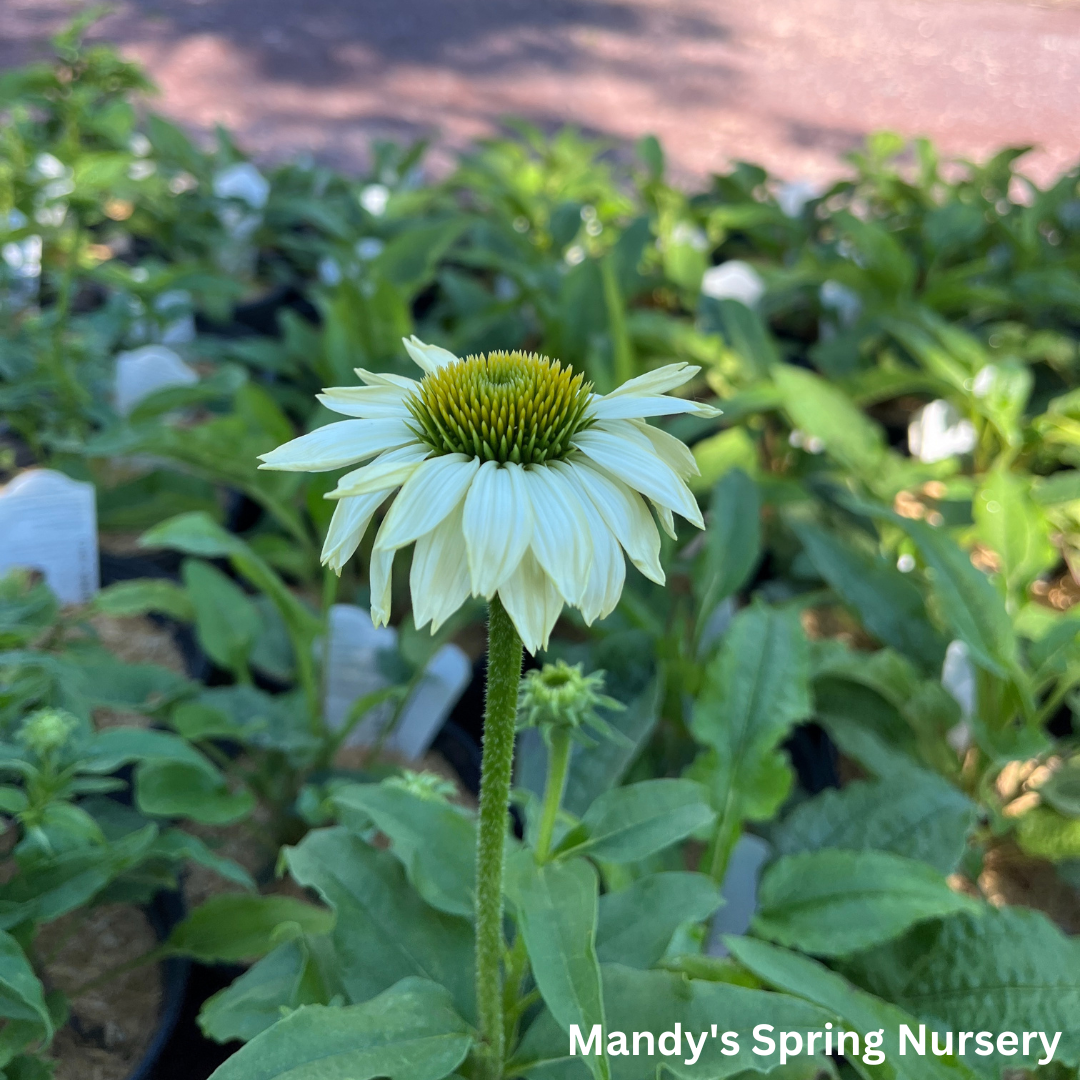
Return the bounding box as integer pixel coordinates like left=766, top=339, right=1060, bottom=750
left=596, top=872, right=722, bottom=969
left=792, top=520, right=945, bottom=672
left=556, top=780, right=714, bottom=864
left=695, top=469, right=761, bottom=618
left=332, top=782, right=476, bottom=918
left=774, top=772, right=976, bottom=875
left=511, top=964, right=835, bottom=1079
left=207, top=977, right=471, bottom=1080
left=690, top=603, right=811, bottom=825
left=753, top=850, right=981, bottom=958
left=727, top=937, right=981, bottom=1080
left=842, top=908, right=1080, bottom=1070
left=505, top=852, right=608, bottom=1080
left=285, top=827, right=474, bottom=1021
left=0, top=931, right=51, bottom=1042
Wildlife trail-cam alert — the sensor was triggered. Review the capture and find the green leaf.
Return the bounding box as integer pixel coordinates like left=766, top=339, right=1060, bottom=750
left=182, top=559, right=261, bottom=676
left=0, top=825, right=158, bottom=928
left=512, top=964, right=835, bottom=1079
left=285, top=828, right=475, bottom=1020
left=714, top=298, right=781, bottom=378
left=557, top=780, right=714, bottom=864
left=793, top=521, right=945, bottom=672
left=695, top=469, right=761, bottom=617
left=206, top=977, right=472, bottom=1080
left=199, top=936, right=339, bottom=1044
left=92, top=579, right=194, bottom=622
left=842, top=908, right=1080, bottom=1070
left=85, top=727, right=214, bottom=773
left=1014, top=805, right=1080, bottom=861
left=775, top=773, right=976, bottom=875
left=141, top=513, right=321, bottom=651
left=1040, top=763, right=1080, bottom=817
left=331, top=782, right=476, bottom=918
left=596, top=872, right=721, bottom=969
left=135, top=760, right=255, bottom=825
left=773, top=365, right=887, bottom=478
left=690, top=604, right=810, bottom=824
left=973, top=466, right=1055, bottom=596
left=887, top=515, right=1016, bottom=676
left=168, top=894, right=334, bottom=963
left=0, top=931, right=51, bottom=1038
left=754, top=850, right=981, bottom=958
left=727, top=937, right=981, bottom=1080
left=506, top=853, right=608, bottom=1080
left=152, top=829, right=256, bottom=890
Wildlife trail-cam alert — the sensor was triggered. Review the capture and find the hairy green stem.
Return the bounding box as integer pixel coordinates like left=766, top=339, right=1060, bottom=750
left=475, top=597, right=523, bottom=1080
left=534, top=728, right=572, bottom=863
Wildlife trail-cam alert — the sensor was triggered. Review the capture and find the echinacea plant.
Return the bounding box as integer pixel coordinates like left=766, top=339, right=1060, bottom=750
left=258, top=337, right=716, bottom=1077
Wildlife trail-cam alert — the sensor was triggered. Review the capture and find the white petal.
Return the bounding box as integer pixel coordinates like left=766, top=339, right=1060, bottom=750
left=321, top=492, right=387, bottom=573
left=369, top=540, right=396, bottom=627
left=317, top=384, right=412, bottom=419
left=571, top=488, right=625, bottom=624
left=572, top=428, right=704, bottom=528
left=403, top=335, right=459, bottom=374
left=556, top=460, right=664, bottom=584
left=522, top=465, right=591, bottom=605
left=601, top=363, right=699, bottom=399
left=258, top=419, right=415, bottom=472
left=374, top=454, right=480, bottom=551
left=328, top=448, right=429, bottom=499
left=497, top=550, right=563, bottom=654
left=629, top=419, right=700, bottom=479
left=654, top=503, right=677, bottom=539
left=410, top=502, right=471, bottom=632
left=463, top=461, right=534, bottom=598
left=354, top=368, right=420, bottom=392
left=590, top=394, right=718, bottom=420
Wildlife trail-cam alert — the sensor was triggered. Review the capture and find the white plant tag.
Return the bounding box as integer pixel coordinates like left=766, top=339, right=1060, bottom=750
left=323, top=603, right=471, bottom=760
left=389, top=643, right=472, bottom=760
left=0, top=470, right=99, bottom=603
left=706, top=833, right=771, bottom=956
left=114, top=345, right=199, bottom=417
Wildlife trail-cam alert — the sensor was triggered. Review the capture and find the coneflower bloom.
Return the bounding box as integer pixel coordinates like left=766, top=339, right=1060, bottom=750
left=259, top=336, right=716, bottom=652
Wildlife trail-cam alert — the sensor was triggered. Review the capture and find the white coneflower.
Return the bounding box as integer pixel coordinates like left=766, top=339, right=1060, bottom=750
left=259, top=336, right=716, bottom=653
left=257, top=336, right=716, bottom=1080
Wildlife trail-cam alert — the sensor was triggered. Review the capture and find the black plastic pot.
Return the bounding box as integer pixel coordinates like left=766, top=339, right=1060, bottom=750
left=127, top=891, right=192, bottom=1080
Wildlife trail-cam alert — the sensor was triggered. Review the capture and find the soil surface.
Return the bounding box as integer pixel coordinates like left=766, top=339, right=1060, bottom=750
left=41, top=904, right=163, bottom=1080
left=2, top=0, right=1079, bottom=184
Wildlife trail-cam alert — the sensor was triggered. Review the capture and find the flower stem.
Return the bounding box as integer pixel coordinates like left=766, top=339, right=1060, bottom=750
left=475, top=596, right=523, bottom=1080
left=534, top=728, right=572, bottom=863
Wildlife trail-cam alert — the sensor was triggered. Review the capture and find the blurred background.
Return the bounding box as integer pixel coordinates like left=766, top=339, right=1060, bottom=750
left=4, top=0, right=1080, bottom=185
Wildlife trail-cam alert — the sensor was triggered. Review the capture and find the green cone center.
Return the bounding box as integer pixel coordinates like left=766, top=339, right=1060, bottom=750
left=407, top=351, right=594, bottom=465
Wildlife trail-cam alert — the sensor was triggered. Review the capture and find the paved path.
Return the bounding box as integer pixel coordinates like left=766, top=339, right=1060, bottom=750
left=3, top=0, right=1080, bottom=184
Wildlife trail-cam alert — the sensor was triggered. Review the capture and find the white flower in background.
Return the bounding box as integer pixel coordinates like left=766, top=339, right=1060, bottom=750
left=360, top=183, right=390, bottom=216
left=776, top=178, right=820, bottom=218
left=318, top=256, right=343, bottom=286
left=259, top=339, right=717, bottom=652
left=942, top=639, right=975, bottom=752
left=700, top=260, right=765, bottom=307
left=213, top=163, right=270, bottom=209
left=908, top=399, right=977, bottom=463
left=819, top=280, right=862, bottom=328
left=355, top=237, right=385, bottom=261
left=113, top=344, right=199, bottom=416
left=129, top=133, right=152, bottom=158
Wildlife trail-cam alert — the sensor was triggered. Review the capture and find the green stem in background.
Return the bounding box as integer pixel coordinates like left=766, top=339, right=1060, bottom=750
left=534, top=728, right=572, bottom=863
left=474, top=597, right=523, bottom=1080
